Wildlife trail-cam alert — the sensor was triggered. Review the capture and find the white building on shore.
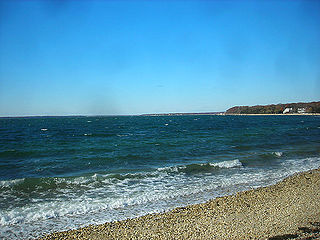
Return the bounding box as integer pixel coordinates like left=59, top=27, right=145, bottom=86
left=283, top=108, right=293, bottom=114
left=297, top=108, right=306, bottom=114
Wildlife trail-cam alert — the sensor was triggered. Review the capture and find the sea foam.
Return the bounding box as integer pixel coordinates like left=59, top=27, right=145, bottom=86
left=157, top=159, right=243, bottom=173
left=209, top=159, right=243, bottom=168
left=1, top=157, right=320, bottom=239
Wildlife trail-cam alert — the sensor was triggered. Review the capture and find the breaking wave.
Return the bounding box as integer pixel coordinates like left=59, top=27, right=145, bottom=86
left=158, top=159, right=243, bottom=174
left=1, top=157, right=320, bottom=239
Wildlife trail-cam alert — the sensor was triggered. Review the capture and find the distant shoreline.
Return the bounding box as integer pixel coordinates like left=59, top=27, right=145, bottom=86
left=141, top=113, right=320, bottom=116
left=225, top=101, right=320, bottom=115
left=1, top=113, right=320, bottom=118
left=224, top=113, right=320, bottom=116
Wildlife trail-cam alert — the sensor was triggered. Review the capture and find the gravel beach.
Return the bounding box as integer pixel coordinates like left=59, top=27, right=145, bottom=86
left=38, top=168, right=320, bottom=240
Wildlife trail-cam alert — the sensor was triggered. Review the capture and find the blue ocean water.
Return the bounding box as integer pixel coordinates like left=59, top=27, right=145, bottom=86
left=0, top=115, right=320, bottom=239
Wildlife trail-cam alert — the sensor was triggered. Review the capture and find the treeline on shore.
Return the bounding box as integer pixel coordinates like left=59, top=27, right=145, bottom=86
left=226, top=101, right=320, bottom=114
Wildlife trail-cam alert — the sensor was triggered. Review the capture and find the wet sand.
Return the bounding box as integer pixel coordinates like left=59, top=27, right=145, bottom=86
left=38, top=168, right=320, bottom=240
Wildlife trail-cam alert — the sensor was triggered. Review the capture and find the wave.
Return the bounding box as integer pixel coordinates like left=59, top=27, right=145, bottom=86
left=211, top=159, right=243, bottom=168
left=258, top=151, right=284, bottom=159
left=158, top=159, right=243, bottom=174
left=0, top=178, right=25, bottom=187
left=273, top=151, right=283, bottom=157
left=0, top=161, right=244, bottom=229
left=1, top=157, right=319, bottom=239
left=0, top=159, right=242, bottom=193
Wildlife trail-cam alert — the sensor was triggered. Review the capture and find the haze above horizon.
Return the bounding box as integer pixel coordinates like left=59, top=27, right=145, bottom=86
left=0, top=0, right=319, bottom=117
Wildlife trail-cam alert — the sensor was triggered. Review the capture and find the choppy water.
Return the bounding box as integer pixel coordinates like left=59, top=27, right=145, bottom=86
left=0, top=115, right=320, bottom=239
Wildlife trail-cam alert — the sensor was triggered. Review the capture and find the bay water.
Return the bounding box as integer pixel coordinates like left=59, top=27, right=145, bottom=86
left=1, top=115, right=320, bottom=239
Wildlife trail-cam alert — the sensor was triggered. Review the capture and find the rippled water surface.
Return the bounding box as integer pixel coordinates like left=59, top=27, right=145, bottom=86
left=1, top=115, right=320, bottom=239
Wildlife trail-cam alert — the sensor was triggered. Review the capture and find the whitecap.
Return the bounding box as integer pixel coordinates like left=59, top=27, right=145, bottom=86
left=157, top=165, right=181, bottom=172
left=0, top=178, right=25, bottom=187
left=209, top=159, right=243, bottom=168
left=273, top=152, right=283, bottom=157
left=157, top=159, right=242, bottom=173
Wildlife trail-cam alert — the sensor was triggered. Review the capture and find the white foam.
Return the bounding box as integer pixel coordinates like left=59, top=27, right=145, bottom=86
left=209, top=159, right=243, bottom=168
left=40, top=129, right=48, bottom=131
left=0, top=178, right=25, bottom=187
left=157, top=159, right=242, bottom=173
left=273, top=152, right=283, bottom=157
left=1, top=157, right=320, bottom=239
left=157, top=165, right=181, bottom=172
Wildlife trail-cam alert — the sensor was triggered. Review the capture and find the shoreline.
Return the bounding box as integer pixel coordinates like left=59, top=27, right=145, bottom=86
left=38, top=168, right=320, bottom=240
left=224, top=113, right=320, bottom=116
left=1, top=113, right=320, bottom=118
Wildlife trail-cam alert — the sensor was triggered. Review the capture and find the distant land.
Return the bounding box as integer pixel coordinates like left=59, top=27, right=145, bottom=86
left=141, top=101, right=320, bottom=116
left=225, top=101, right=320, bottom=115
left=1, top=102, right=319, bottom=118
left=141, top=112, right=225, bottom=116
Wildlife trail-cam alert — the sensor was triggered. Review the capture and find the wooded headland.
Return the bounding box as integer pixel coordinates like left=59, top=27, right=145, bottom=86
left=226, top=101, right=320, bottom=114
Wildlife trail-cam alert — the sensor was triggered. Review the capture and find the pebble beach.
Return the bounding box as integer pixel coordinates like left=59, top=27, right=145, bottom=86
left=38, top=168, right=320, bottom=240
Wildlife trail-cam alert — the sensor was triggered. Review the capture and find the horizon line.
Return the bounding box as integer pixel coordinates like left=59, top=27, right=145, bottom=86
left=0, top=111, right=225, bottom=118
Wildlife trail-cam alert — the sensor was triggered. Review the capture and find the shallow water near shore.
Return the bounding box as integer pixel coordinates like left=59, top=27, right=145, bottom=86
left=1, top=115, right=320, bottom=239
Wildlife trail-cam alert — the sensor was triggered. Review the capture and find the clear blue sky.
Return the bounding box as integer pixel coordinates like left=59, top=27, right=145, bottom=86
left=0, top=0, right=319, bottom=116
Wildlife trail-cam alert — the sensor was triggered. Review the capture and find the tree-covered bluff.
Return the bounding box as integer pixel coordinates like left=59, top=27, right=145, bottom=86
left=226, top=101, right=320, bottom=114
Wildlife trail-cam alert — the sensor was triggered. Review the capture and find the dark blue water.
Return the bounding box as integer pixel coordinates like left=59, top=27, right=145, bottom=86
left=1, top=115, right=320, bottom=239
